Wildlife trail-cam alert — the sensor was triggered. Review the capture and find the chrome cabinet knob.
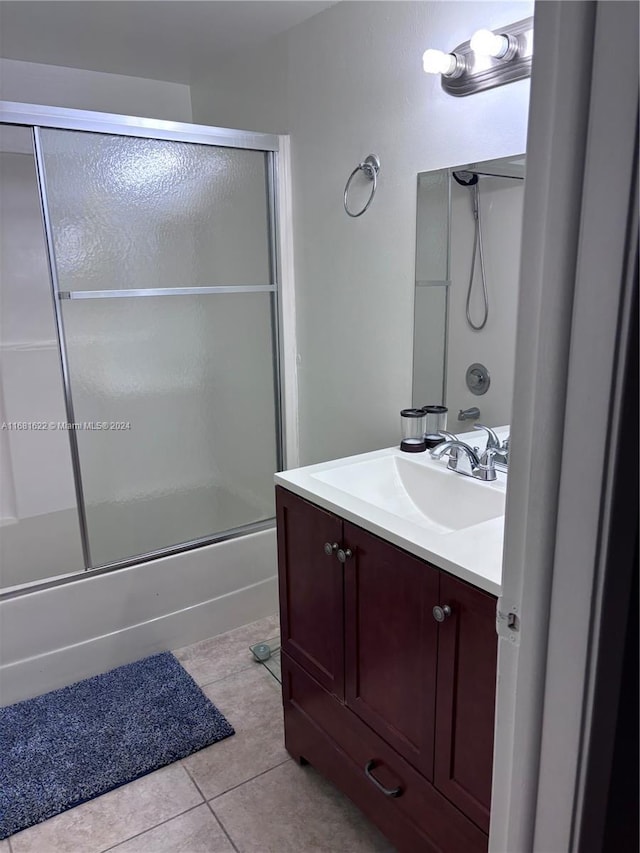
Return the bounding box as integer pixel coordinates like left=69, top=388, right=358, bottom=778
left=323, top=542, right=338, bottom=556
left=337, top=548, right=353, bottom=563
left=433, top=604, right=452, bottom=622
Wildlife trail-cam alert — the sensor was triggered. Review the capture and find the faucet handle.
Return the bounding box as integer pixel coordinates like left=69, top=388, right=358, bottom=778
left=434, top=432, right=460, bottom=460
left=473, top=423, right=501, bottom=448
left=479, top=446, right=499, bottom=466
left=477, top=446, right=499, bottom=481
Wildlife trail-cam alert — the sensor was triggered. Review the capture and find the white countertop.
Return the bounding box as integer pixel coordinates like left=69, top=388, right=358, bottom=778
left=274, top=428, right=508, bottom=597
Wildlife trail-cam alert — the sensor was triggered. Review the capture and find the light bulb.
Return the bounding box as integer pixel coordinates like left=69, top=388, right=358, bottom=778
left=422, top=48, right=458, bottom=77
left=470, top=28, right=509, bottom=58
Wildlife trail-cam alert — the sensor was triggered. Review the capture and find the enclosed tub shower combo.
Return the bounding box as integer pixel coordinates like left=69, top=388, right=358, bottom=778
left=0, top=103, right=287, bottom=704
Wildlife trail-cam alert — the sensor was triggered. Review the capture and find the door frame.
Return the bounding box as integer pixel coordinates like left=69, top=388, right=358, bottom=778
left=490, top=2, right=638, bottom=850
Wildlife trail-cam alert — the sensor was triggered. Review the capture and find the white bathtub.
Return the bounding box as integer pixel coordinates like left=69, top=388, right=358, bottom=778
left=0, top=527, right=278, bottom=706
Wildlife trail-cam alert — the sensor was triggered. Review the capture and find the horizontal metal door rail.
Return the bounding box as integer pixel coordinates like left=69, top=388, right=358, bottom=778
left=59, top=285, right=277, bottom=299
left=0, top=101, right=279, bottom=151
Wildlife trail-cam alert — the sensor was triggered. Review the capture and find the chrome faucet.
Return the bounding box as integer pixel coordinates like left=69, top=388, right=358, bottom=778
left=430, top=438, right=499, bottom=482
left=458, top=406, right=480, bottom=421
left=473, top=424, right=509, bottom=465
left=433, top=431, right=460, bottom=462
left=436, top=430, right=458, bottom=444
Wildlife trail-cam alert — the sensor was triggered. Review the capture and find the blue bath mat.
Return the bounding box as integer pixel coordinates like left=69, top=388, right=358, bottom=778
left=0, top=652, right=234, bottom=839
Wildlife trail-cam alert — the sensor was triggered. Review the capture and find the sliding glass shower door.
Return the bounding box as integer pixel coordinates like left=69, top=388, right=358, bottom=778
left=0, top=124, right=85, bottom=588
left=36, top=129, right=281, bottom=568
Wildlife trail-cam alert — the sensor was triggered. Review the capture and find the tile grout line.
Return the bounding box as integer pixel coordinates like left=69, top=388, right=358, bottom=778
left=96, top=802, right=205, bottom=853
left=206, top=805, right=240, bottom=853
left=95, top=761, right=206, bottom=853
left=182, top=764, right=239, bottom=853
left=180, top=761, right=208, bottom=801
left=11, top=620, right=281, bottom=853
left=206, top=757, right=293, bottom=803
left=204, top=758, right=303, bottom=853
left=98, top=653, right=284, bottom=853
left=194, top=655, right=283, bottom=693
left=175, top=616, right=280, bottom=668
left=196, top=661, right=259, bottom=690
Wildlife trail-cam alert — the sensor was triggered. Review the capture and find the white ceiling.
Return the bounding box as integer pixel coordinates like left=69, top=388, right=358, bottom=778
left=0, top=1, right=337, bottom=84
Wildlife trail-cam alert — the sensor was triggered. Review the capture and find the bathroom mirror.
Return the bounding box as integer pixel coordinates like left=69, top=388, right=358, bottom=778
left=412, top=154, right=525, bottom=429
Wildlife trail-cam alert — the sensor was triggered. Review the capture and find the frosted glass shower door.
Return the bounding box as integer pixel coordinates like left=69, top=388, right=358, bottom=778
left=0, top=124, right=85, bottom=587
left=37, top=129, right=280, bottom=568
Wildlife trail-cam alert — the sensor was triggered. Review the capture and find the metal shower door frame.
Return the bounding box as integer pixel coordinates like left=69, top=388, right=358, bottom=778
left=0, top=100, right=286, bottom=580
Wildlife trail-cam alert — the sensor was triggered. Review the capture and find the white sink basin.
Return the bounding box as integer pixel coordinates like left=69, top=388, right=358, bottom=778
left=276, top=428, right=510, bottom=595
left=311, top=454, right=505, bottom=534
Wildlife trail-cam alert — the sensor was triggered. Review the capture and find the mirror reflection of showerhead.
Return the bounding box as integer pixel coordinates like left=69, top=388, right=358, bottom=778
left=452, top=169, right=488, bottom=330
left=452, top=170, right=478, bottom=187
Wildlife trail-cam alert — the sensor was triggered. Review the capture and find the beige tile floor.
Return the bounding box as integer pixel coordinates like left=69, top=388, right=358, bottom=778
left=6, top=615, right=394, bottom=853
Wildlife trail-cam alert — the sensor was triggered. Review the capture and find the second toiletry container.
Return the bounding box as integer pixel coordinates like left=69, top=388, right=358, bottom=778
left=422, top=405, right=448, bottom=446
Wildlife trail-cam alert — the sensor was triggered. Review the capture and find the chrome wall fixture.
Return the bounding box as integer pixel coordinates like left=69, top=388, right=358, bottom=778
left=422, top=17, right=533, bottom=97
left=466, top=362, right=491, bottom=396
left=343, top=153, right=381, bottom=217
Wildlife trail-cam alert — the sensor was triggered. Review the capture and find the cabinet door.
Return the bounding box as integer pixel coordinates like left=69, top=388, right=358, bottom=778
left=343, top=521, right=439, bottom=781
left=276, top=487, right=344, bottom=698
left=434, top=572, right=498, bottom=833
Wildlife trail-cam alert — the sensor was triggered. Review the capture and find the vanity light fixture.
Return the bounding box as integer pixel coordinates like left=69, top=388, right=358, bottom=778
left=423, top=16, right=533, bottom=97
left=469, top=29, right=516, bottom=60
left=422, top=49, right=464, bottom=78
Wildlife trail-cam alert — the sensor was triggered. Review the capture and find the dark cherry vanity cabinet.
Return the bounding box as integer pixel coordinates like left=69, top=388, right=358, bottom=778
left=276, top=486, right=498, bottom=853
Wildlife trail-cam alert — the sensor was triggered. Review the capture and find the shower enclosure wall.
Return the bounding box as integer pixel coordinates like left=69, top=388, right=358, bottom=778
left=0, top=103, right=289, bottom=704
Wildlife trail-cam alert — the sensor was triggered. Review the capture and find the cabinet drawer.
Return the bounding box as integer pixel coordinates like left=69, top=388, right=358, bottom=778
left=283, top=652, right=487, bottom=853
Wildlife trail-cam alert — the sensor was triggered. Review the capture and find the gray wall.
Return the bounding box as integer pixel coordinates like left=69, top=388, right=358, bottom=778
left=0, top=58, right=192, bottom=121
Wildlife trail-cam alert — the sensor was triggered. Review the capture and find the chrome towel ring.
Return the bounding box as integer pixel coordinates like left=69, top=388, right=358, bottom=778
left=343, top=154, right=381, bottom=217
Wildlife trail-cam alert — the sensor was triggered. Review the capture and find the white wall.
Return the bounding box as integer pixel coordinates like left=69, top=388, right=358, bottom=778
left=190, top=33, right=288, bottom=135
left=191, top=0, right=533, bottom=465
left=0, top=58, right=192, bottom=122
